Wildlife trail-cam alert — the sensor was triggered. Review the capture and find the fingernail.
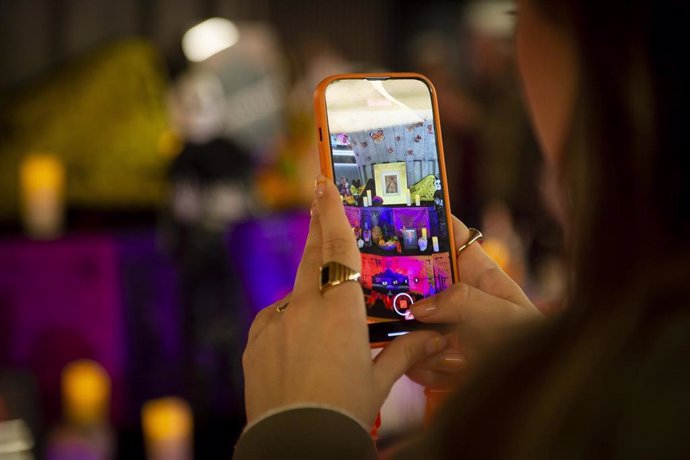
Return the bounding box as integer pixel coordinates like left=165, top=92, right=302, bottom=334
left=440, top=353, right=465, bottom=369
left=412, top=302, right=437, bottom=318
left=315, top=175, right=327, bottom=198
left=310, top=199, right=318, bottom=217
left=425, top=336, right=447, bottom=356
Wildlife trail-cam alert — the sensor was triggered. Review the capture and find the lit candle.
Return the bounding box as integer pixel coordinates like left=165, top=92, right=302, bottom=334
left=406, top=189, right=411, bottom=206
left=422, top=228, right=428, bottom=239
left=415, top=194, right=421, bottom=206
left=142, top=397, right=193, bottom=460
left=20, top=153, right=65, bottom=239
left=367, top=189, right=372, bottom=205
left=432, top=236, right=439, bottom=252
left=62, top=360, right=110, bottom=426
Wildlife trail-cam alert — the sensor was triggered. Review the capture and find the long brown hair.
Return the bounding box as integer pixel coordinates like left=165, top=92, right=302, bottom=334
left=558, top=0, right=690, bottom=312
left=435, top=1, right=690, bottom=458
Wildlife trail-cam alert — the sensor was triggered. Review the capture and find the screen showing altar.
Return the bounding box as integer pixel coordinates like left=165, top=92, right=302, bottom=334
left=325, top=78, right=454, bottom=323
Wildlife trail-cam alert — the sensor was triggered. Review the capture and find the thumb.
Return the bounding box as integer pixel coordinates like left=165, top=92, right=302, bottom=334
left=373, top=331, right=446, bottom=398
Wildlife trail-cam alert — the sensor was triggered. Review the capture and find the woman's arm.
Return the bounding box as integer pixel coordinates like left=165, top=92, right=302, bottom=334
left=236, top=177, right=543, bottom=457
left=234, top=408, right=377, bottom=460
left=237, top=177, right=444, bottom=454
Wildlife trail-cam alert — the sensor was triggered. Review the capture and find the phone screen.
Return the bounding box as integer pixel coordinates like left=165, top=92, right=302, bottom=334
left=324, top=77, right=456, bottom=332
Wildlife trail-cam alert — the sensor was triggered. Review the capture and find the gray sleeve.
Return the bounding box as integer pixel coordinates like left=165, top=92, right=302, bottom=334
left=233, top=408, right=378, bottom=460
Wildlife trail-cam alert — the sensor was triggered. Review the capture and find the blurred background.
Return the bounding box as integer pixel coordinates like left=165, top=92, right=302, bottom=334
left=0, top=0, right=564, bottom=458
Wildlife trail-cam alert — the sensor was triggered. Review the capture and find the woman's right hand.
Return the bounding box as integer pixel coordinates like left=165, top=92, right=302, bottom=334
left=406, top=216, right=543, bottom=388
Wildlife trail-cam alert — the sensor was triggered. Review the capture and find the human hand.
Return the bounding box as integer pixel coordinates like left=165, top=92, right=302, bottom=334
left=242, top=177, right=447, bottom=428
left=406, top=216, right=543, bottom=388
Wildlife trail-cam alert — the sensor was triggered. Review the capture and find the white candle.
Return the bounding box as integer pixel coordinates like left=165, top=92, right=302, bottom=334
left=142, top=397, right=193, bottom=460
left=20, top=153, right=65, bottom=239
left=415, top=194, right=421, bottom=206
left=406, top=189, right=411, bottom=206
left=432, top=236, right=439, bottom=252
left=367, top=190, right=372, bottom=204
left=62, top=359, right=110, bottom=426
left=363, top=196, right=369, bottom=207
left=422, top=228, right=428, bottom=239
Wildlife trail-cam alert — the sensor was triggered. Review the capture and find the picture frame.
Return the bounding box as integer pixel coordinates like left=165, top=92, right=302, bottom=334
left=374, top=162, right=408, bottom=205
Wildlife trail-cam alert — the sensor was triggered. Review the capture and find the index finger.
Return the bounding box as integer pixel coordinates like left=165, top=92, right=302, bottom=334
left=313, top=177, right=362, bottom=272
left=292, top=200, right=323, bottom=298
left=313, top=177, right=362, bottom=300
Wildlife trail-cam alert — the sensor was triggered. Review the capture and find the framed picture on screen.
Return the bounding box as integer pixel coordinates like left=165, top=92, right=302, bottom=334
left=374, top=162, right=408, bottom=205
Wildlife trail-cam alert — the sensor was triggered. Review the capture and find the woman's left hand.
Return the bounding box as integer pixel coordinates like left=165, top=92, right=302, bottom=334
left=242, top=177, right=446, bottom=429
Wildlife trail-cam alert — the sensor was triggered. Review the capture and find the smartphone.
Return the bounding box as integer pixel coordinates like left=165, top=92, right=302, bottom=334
left=314, top=73, right=458, bottom=346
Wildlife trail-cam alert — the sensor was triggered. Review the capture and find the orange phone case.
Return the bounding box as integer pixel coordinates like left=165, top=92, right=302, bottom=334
left=313, top=73, right=459, bottom=347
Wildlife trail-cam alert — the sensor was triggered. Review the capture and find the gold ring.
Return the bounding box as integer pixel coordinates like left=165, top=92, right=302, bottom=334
left=456, top=228, right=483, bottom=256
left=319, top=261, right=361, bottom=293
left=274, top=293, right=291, bottom=312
